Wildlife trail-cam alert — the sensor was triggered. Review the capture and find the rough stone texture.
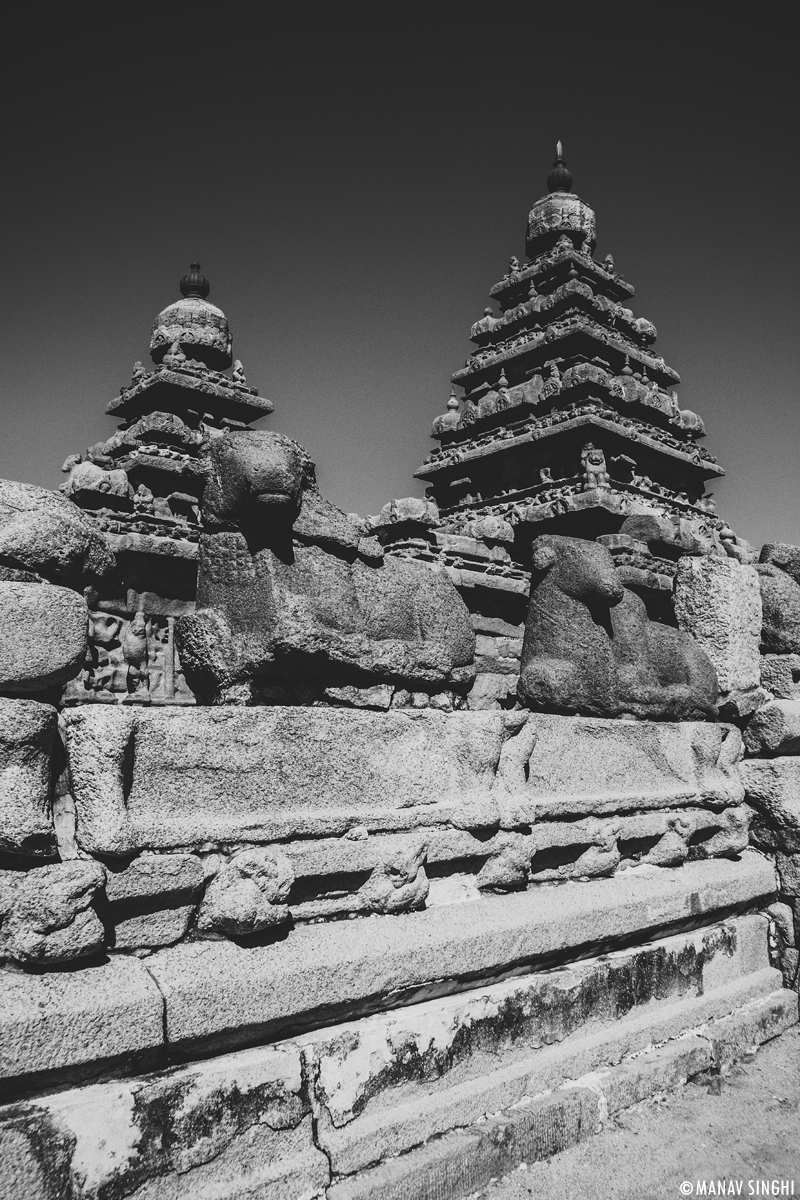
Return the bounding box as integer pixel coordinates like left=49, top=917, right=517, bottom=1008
left=65, top=707, right=745, bottom=853
left=0, top=478, right=115, bottom=584
left=1, top=1043, right=328, bottom=1200
left=299, top=916, right=768, bottom=1173
left=0, top=583, right=87, bottom=695
left=0, top=699, right=58, bottom=857
left=197, top=848, right=294, bottom=935
left=756, top=562, right=800, bottom=655
left=144, top=856, right=776, bottom=1051
left=0, top=861, right=106, bottom=964
left=0, top=955, right=164, bottom=1083
left=520, top=536, right=718, bottom=720
left=105, top=853, right=204, bottom=951
left=743, top=698, right=800, bottom=756
left=175, top=430, right=475, bottom=702
left=776, top=851, right=800, bottom=894
left=760, top=652, right=800, bottom=699
left=741, top=757, right=800, bottom=851
left=759, top=540, right=800, bottom=586
left=325, top=988, right=796, bottom=1200
left=674, top=554, right=762, bottom=695
left=328, top=1087, right=600, bottom=1200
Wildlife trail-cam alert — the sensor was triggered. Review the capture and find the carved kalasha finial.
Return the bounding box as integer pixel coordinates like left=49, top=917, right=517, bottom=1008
left=180, top=262, right=210, bottom=299
left=547, top=142, right=573, bottom=194
left=447, top=388, right=459, bottom=411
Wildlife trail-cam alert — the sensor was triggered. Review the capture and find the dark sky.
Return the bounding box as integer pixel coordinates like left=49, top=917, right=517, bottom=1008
left=1, top=6, right=797, bottom=550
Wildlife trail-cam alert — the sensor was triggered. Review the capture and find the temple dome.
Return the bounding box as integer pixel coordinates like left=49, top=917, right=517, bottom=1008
left=150, top=263, right=233, bottom=370
left=526, top=144, right=596, bottom=259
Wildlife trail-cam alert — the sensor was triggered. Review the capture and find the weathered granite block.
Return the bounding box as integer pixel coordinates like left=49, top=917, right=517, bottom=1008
left=299, top=915, right=768, bottom=1173
left=197, top=848, right=294, bottom=935
left=143, top=856, right=776, bottom=1052
left=0, top=582, right=88, bottom=695
left=0, top=956, right=163, bottom=1083
left=0, top=698, right=57, bottom=857
left=105, top=853, right=204, bottom=950
left=760, top=653, right=800, bottom=699
left=776, top=851, right=800, bottom=894
left=757, top=563, right=800, bottom=655
left=64, top=707, right=745, bottom=854
left=674, top=556, right=761, bottom=694
left=744, top=699, right=800, bottom=757
left=0, top=861, right=106, bottom=964
left=0, top=1043, right=328, bottom=1200
left=741, top=758, right=800, bottom=851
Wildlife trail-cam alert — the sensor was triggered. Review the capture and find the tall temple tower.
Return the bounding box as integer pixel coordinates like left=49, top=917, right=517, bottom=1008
left=412, top=147, right=735, bottom=575
left=371, top=146, right=751, bottom=707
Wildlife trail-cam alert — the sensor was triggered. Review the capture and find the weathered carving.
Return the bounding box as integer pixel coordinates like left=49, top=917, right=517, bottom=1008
left=176, top=431, right=475, bottom=703
left=197, top=848, right=294, bottom=935
left=518, top=535, right=718, bottom=719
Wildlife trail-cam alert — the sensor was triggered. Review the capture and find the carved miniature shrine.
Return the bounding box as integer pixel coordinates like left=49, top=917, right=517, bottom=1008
left=1, top=150, right=799, bottom=1200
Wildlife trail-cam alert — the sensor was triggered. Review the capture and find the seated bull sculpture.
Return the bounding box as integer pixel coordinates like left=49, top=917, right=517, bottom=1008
left=176, top=431, right=475, bottom=704
left=518, top=534, right=718, bottom=720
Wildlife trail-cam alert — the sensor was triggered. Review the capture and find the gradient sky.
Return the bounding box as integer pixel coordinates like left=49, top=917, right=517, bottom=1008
left=1, top=6, right=797, bottom=551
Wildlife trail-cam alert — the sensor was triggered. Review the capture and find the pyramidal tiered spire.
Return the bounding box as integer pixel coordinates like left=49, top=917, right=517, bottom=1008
left=417, top=146, right=728, bottom=590
left=57, top=263, right=276, bottom=705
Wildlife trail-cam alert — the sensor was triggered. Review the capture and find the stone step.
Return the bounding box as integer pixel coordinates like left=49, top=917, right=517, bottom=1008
left=328, top=986, right=798, bottom=1200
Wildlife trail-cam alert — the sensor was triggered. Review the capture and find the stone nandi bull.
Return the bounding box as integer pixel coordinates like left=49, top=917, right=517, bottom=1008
left=176, top=431, right=475, bottom=704
left=518, top=534, right=718, bottom=720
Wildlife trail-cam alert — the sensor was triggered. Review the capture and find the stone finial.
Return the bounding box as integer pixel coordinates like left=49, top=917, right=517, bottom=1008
left=546, top=142, right=573, bottom=194
left=447, top=388, right=459, bottom=411
left=179, top=261, right=210, bottom=299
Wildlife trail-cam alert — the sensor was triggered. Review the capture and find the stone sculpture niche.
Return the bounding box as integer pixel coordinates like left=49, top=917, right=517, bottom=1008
left=176, top=430, right=475, bottom=704
left=518, top=534, right=718, bottom=720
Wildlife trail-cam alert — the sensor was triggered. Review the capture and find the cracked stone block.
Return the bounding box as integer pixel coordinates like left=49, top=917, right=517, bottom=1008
left=0, top=861, right=106, bottom=964
left=105, top=853, right=204, bottom=950
left=0, top=698, right=58, bottom=857
left=741, top=758, right=800, bottom=852
left=776, top=852, right=800, bottom=894
left=757, top=563, right=800, bottom=655
left=760, top=653, right=800, bottom=700
left=744, top=699, right=800, bottom=757
left=0, top=1042, right=328, bottom=1200
left=0, top=582, right=88, bottom=695
left=197, top=848, right=294, bottom=935
left=0, top=954, right=164, bottom=1081
left=674, top=556, right=761, bottom=694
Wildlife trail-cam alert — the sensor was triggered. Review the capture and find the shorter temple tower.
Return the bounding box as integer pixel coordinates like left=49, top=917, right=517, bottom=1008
left=59, top=264, right=272, bottom=704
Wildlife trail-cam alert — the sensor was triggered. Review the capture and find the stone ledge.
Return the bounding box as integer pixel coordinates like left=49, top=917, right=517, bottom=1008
left=0, top=956, right=164, bottom=1085
left=302, top=916, right=771, bottom=1174
left=145, top=855, right=776, bottom=1051
left=327, top=987, right=798, bottom=1200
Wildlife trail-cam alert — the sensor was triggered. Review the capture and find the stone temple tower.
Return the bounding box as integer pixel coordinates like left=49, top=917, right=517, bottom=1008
left=59, top=263, right=272, bottom=705
left=373, top=146, right=752, bottom=707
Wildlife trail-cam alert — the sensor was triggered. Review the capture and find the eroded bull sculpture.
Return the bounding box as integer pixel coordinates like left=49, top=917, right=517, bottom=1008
left=176, top=431, right=475, bottom=704
left=519, top=534, right=718, bottom=720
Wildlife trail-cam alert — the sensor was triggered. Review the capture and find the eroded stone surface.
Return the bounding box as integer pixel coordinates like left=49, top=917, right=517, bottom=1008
left=2, top=1043, right=328, bottom=1200
left=0, top=955, right=163, bottom=1081
left=520, top=536, right=717, bottom=720
left=105, top=853, right=204, bottom=950
left=175, top=430, right=475, bottom=702
left=744, top=699, right=800, bottom=757
left=0, top=698, right=57, bottom=857
left=757, top=563, right=800, bottom=655
left=64, top=707, right=745, bottom=854
left=0, top=583, right=87, bottom=695
left=0, top=479, right=115, bottom=585
left=741, top=757, right=800, bottom=851
left=674, top=555, right=761, bottom=695
left=143, top=856, right=776, bottom=1051
left=0, top=861, right=106, bottom=964
left=197, top=848, right=294, bottom=935
left=760, top=653, right=800, bottom=699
